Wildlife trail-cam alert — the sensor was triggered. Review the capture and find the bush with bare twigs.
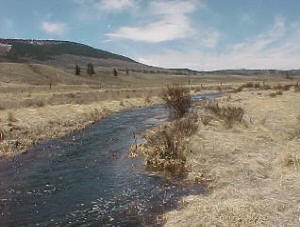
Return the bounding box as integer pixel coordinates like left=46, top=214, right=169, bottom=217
left=206, top=102, right=244, bottom=128
left=162, top=84, right=191, bottom=118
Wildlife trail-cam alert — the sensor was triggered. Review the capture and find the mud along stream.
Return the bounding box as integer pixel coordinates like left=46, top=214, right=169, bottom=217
left=0, top=94, right=219, bottom=226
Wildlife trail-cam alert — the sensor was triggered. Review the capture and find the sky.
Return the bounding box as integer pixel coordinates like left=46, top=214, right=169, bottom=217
left=1, top=0, right=300, bottom=70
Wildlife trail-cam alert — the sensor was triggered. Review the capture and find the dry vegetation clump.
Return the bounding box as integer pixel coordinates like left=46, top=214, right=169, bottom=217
left=0, top=128, right=5, bottom=141
left=262, top=84, right=272, bottom=90
left=287, top=128, right=300, bottom=140
left=254, top=83, right=261, bottom=89
left=242, top=82, right=254, bottom=88
left=294, top=83, right=300, bottom=92
left=200, top=115, right=213, bottom=126
left=141, top=113, right=198, bottom=173
left=205, top=101, right=244, bottom=128
left=232, top=86, right=243, bottom=93
left=273, top=84, right=293, bottom=91
left=144, top=96, right=152, bottom=104
left=232, top=82, right=260, bottom=93
left=162, top=84, right=191, bottom=118
left=35, top=99, right=45, bottom=107
left=277, top=151, right=300, bottom=167
left=269, top=90, right=283, bottom=97
left=195, top=87, right=201, bottom=92
left=7, top=112, right=17, bottom=122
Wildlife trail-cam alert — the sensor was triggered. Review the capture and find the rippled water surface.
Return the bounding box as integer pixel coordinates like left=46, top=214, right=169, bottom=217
left=0, top=94, right=220, bottom=226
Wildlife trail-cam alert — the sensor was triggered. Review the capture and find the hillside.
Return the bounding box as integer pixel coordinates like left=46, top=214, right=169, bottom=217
left=0, top=39, right=134, bottom=62
left=0, top=39, right=154, bottom=71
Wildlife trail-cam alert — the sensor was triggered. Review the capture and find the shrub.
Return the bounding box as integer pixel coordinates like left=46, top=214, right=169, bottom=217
left=262, top=84, right=271, bottom=90
left=273, top=84, right=292, bottom=91
left=87, top=63, right=95, bottom=76
left=143, top=114, right=198, bottom=172
left=7, top=112, right=17, bottom=122
left=35, top=100, right=45, bottom=107
left=243, top=82, right=254, bottom=88
left=162, top=84, right=191, bottom=118
left=269, top=91, right=282, bottom=97
left=201, top=115, right=213, bottom=126
left=75, top=64, right=80, bottom=75
left=232, top=86, right=243, bottom=93
left=206, top=102, right=244, bottom=128
left=254, top=83, right=261, bottom=89
left=0, top=128, right=4, bottom=141
left=145, top=96, right=152, bottom=104
left=113, top=68, right=118, bottom=77
left=295, top=84, right=300, bottom=93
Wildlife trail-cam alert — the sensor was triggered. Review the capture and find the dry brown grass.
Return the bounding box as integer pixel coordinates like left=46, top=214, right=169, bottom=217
left=163, top=89, right=300, bottom=226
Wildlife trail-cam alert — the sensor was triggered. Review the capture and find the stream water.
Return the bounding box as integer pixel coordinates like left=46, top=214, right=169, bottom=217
left=0, top=93, right=220, bottom=226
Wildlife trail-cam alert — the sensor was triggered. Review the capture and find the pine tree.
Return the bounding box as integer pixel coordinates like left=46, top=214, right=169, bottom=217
left=75, top=65, right=80, bottom=75
left=87, top=63, right=95, bottom=76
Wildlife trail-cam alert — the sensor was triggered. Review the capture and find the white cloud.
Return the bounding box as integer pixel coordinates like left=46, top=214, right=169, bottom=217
left=106, top=0, right=211, bottom=43
left=73, top=0, right=134, bottom=12
left=96, top=0, right=133, bottom=11
left=137, top=18, right=300, bottom=70
left=41, top=21, right=68, bottom=36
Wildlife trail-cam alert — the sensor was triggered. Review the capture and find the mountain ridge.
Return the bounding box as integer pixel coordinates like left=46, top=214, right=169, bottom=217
left=1, top=38, right=299, bottom=76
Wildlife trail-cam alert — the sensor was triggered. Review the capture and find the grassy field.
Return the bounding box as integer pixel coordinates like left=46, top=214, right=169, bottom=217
left=154, top=84, right=300, bottom=226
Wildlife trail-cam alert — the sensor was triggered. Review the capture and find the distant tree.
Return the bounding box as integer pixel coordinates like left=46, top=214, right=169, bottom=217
left=126, top=68, right=129, bottom=75
left=87, top=63, right=95, bottom=76
left=286, top=71, right=293, bottom=80
left=113, top=68, right=118, bottom=77
left=75, top=64, right=80, bottom=75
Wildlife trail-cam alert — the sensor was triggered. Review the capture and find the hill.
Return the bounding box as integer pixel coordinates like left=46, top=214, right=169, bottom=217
left=0, top=39, right=154, bottom=71
left=0, top=39, right=134, bottom=62
left=1, top=38, right=299, bottom=77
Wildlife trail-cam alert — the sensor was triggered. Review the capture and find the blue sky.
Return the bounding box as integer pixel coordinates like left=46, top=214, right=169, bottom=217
left=1, top=0, right=300, bottom=70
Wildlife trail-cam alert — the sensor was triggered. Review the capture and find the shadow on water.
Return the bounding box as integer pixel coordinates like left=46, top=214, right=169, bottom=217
left=0, top=93, right=221, bottom=226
